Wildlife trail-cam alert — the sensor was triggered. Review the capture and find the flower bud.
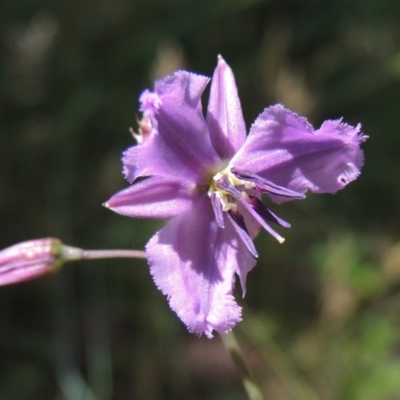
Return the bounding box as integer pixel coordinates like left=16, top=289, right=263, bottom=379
left=0, top=238, right=66, bottom=286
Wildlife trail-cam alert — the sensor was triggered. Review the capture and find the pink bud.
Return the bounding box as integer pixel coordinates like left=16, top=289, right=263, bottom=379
left=0, top=238, right=64, bottom=286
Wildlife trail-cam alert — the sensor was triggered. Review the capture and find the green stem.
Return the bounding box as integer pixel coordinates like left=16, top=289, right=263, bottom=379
left=220, top=331, right=265, bottom=400
left=240, top=314, right=321, bottom=400
left=60, top=245, right=146, bottom=262
left=81, top=249, right=146, bottom=260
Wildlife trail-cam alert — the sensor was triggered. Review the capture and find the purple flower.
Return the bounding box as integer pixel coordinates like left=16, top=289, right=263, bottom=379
left=106, top=56, right=366, bottom=338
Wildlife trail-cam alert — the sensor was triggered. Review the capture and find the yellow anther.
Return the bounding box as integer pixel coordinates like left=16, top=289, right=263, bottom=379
left=209, top=168, right=251, bottom=214
left=244, top=181, right=255, bottom=189
left=240, top=191, right=251, bottom=202
left=222, top=203, right=237, bottom=212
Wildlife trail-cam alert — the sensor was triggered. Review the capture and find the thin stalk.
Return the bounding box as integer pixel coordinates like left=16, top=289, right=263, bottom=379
left=220, top=331, right=265, bottom=400
left=240, top=314, right=321, bottom=400
left=60, top=245, right=147, bottom=263
left=81, top=249, right=146, bottom=260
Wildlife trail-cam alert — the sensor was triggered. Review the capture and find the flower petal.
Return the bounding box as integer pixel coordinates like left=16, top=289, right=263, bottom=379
left=231, top=104, right=366, bottom=202
left=123, top=71, right=222, bottom=184
left=206, top=55, right=247, bottom=159
left=146, top=195, right=256, bottom=338
left=104, top=176, right=199, bottom=219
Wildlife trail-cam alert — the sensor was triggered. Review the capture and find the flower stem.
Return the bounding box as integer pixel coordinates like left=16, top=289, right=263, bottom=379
left=220, top=331, right=265, bottom=400
left=240, top=313, right=322, bottom=400
left=81, top=249, right=146, bottom=260
left=59, top=244, right=147, bottom=263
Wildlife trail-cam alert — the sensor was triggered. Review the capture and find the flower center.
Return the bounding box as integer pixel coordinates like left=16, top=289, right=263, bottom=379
left=208, top=168, right=255, bottom=213
left=207, top=167, right=291, bottom=244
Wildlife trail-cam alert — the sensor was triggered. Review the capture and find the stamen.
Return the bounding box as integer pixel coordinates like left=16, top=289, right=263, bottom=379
left=138, top=115, right=152, bottom=133
left=240, top=191, right=251, bottom=202
left=215, top=175, right=241, bottom=198
left=238, top=196, right=285, bottom=244
left=222, top=203, right=237, bottom=212
left=213, top=172, right=224, bottom=181
left=244, top=181, right=255, bottom=189
left=227, top=211, right=258, bottom=259
left=231, top=167, right=305, bottom=199
left=130, top=127, right=142, bottom=144
left=209, top=168, right=286, bottom=243
left=209, top=192, right=224, bottom=229
left=249, top=196, right=291, bottom=228
left=131, top=115, right=152, bottom=144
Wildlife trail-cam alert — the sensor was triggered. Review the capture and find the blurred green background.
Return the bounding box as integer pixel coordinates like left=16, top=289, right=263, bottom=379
left=0, top=0, right=399, bottom=399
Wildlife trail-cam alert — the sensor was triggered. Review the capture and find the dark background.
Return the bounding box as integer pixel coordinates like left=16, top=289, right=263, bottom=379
left=1, top=0, right=400, bottom=399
